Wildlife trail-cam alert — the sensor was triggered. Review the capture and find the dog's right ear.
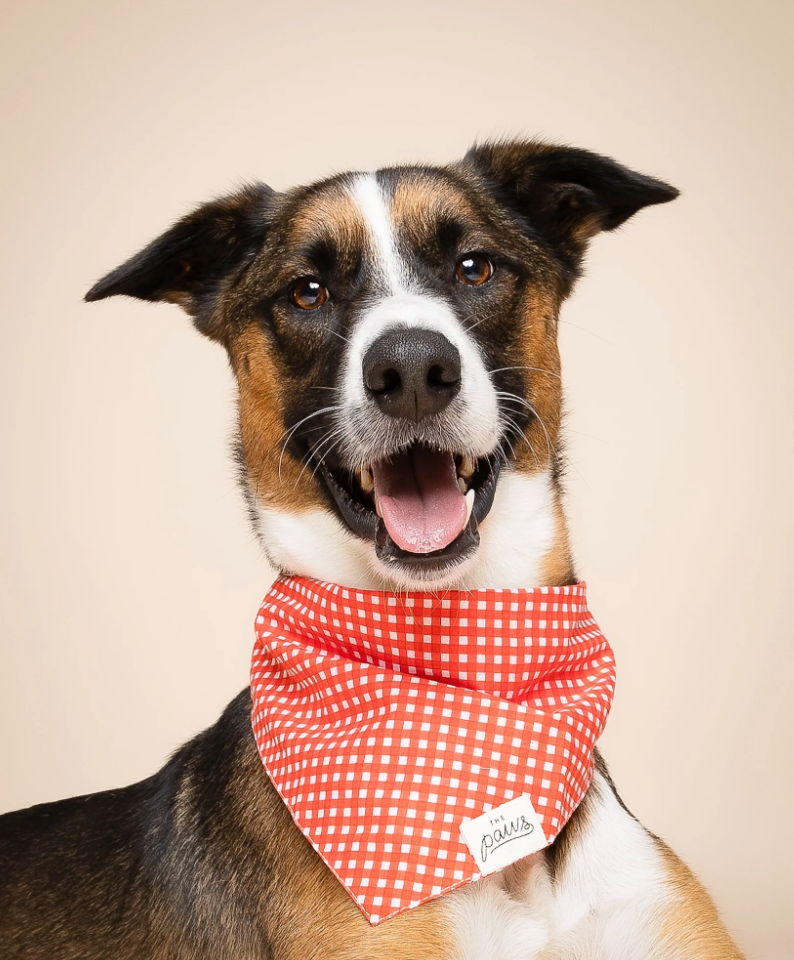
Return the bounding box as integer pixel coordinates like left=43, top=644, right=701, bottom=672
left=461, top=140, right=678, bottom=282
left=84, top=183, right=275, bottom=341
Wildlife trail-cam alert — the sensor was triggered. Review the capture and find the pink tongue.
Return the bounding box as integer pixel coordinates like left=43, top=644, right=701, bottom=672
left=372, top=447, right=467, bottom=554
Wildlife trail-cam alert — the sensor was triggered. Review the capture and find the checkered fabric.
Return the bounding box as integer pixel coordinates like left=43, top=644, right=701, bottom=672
left=250, top=576, right=616, bottom=924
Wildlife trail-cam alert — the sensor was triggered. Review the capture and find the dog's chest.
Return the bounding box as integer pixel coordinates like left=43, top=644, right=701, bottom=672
left=439, top=772, right=671, bottom=960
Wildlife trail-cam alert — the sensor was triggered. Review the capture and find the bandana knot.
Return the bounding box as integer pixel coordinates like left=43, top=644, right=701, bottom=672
left=251, top=576, right=615, bottom=924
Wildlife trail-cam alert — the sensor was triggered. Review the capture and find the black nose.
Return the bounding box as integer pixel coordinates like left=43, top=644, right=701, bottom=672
left=362, top=328, right=462, bottom=421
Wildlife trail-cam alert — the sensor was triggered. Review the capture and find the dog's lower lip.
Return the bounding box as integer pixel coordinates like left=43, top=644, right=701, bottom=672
left=317, top=448, right=502, bottom=569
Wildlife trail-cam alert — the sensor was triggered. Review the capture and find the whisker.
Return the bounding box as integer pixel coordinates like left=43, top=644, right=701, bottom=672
left=499, top=412, right=539, bottom=466
left=558, top=319, right=615, bottom=346
left=278, top=405, right=341, bottom=481
left=495, top=390, right=553, bottom=461
left=310, top=433, right=346, bottom=480
left=567, top=429, right=609, bottom=443
left=461, top=312, right=491, bottom=334
left=489, top=365, right=561, bottom=380
left=524, top=404, right=552, bottom=461
left=499, top=427, right=519, bottom=462
left=294, top=427, right=345, bottom=488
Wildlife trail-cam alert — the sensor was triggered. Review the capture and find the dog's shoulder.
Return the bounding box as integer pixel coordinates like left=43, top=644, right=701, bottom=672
left=0, top=690, right=279, bottom=957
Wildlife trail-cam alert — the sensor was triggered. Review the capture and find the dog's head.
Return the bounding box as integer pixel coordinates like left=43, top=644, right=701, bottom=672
left=87, top=141, right=676, bottom=590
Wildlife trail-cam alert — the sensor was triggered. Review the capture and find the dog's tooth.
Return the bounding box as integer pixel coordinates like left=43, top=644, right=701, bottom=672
left=458, top=477, right=467, bottom=494
left=464, top=488, right=475, bottom=526
left=359, top=465, right=374, bottom=495
left=458, top=454, right=475, bottom=480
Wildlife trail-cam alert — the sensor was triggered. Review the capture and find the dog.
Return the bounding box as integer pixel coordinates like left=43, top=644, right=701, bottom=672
left=0, top=140, right=745, bottom=959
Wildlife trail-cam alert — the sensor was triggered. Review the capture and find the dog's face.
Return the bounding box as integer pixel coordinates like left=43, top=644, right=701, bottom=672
left=87, top=142, right=676, bottom=590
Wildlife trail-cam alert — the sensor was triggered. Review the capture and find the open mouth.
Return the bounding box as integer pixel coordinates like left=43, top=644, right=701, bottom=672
left=318, top=443, right=501, bottom=575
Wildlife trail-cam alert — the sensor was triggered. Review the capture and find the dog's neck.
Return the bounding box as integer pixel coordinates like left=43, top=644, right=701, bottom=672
left=255, top=467, right=574, bottom=591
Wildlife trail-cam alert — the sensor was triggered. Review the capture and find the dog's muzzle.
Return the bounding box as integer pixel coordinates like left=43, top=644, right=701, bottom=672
left=315, top=327, right=503, bottom=579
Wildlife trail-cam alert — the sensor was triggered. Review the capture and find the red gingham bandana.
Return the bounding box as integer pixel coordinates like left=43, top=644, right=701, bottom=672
left=250, top=577, right=615, bottom=924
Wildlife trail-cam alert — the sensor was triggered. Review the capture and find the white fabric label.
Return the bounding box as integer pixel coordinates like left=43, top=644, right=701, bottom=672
left=459, top=794, right=548, bottom=874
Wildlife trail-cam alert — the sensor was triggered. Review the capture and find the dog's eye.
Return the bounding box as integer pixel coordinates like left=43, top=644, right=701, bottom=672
left=455, top=254, right=493, bottom=286
left=289, top=277, right=329, bottom=310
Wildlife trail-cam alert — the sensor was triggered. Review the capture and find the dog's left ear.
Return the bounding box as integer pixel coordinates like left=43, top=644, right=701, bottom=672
left=462, top=140, right=678, bottom=272
left=84, top=182, right=275, bottom=341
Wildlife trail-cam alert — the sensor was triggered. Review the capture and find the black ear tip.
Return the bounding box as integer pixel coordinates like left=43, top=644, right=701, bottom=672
left=650, top=179, right=680, bottom=204
left=600, top=175, right=680, bottom=231
left=631, top=167, right=679, bottom=206
left=84, top=270, right=126, bottom=303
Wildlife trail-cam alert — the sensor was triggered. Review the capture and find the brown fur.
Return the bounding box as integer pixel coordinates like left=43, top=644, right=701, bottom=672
left=657, top=843, right=746, bottom=959
left=232, top=325, right=327, bottom=513
left=538, top=493, right=575, bottom=586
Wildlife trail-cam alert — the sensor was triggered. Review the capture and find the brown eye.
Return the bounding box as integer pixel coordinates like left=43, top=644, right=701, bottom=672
left=455, top=253, right=493, bottom=286
left=289, top=277, right=329, bottom=310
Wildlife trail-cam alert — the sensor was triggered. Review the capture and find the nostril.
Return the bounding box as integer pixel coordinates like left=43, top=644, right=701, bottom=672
left=427, top=363, right=459, bottom=390
left=377, top=366, right=402, bottom=396
left=364, top=361, right=402, bottom=396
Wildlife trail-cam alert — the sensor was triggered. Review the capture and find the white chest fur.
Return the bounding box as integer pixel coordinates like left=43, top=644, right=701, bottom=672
left=442, top=771, right=672, bottom=960
left=253, top=468, right=556, bottom=591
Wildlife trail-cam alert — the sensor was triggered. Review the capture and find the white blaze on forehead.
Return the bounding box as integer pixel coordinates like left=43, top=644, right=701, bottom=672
left=340, top=173, right=502, bottom=469
left=349, top=174, right=406, bottom=293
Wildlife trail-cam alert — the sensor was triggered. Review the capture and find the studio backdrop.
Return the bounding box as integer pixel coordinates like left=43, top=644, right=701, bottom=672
left=1, top=1, right=792, bottom=957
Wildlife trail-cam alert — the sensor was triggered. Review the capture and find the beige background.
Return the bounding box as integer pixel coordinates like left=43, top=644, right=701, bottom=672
left=1, top=0, right=792, bottom=955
